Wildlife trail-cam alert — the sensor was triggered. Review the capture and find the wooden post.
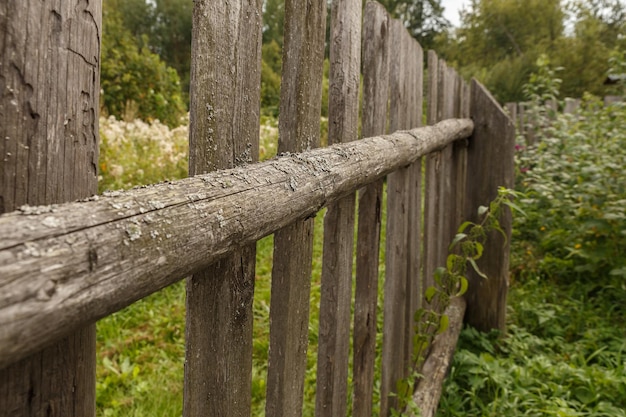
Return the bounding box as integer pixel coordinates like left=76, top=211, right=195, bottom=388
left=0, top=1, right=101, bottom=415
left=315, top=0, right=360, bottom=415
left=183, top=0, right=262, bottom=416
left=464, top=79, right=515, bottom=333
left=265, top=0, right=327, bottom=415
left=353, top=3, right=389, bottom=416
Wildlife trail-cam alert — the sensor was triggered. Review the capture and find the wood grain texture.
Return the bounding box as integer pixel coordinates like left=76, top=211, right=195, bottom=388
left=404, top=38, right=424, bottom=379
left=0, top=120, right=473, bottom=372
left=315, top=0, right=360, bottom=415
left=352, top=3, right=389, bottom=416
left=423, top=50, right=440, bottom=300
left=380, top=19, right=411, bottom=417
left=184, top=1, right=262, bottom=415
left=0, top=1, right=100, bottom=415
left=265, top=0, right=327, bottom=415
left=410, top=297, right=466, bottom=417
left=464, top=79, right=515, bottom=333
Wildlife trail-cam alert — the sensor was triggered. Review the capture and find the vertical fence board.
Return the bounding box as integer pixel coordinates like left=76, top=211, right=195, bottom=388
left=0, top=1, right=101, bottom=415
left=439, top=64, right=457, bottom=250
left=452, top=78, right=469, bottom=232
left=353, top=3, right=389, bottom=416
left=404, top=38, right=423, bottom=376
left=380, top=18, right=410, bottom=417
left=423, top=50, right=440, bottom=298
left=315, top=0, right=361, bottom=415
left=464, top=79, right=515, bottom=333
left=265, top=0, right=327, bottom=415
left=184, top=1, right=262, bottom=415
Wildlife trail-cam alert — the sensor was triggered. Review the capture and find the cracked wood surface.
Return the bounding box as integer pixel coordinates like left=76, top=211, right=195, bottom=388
left=0, top=120, right=472, bottom=370
left=183, top=0, right=262, bottom=416
left=265, top=0, right=327, bottom=416
left=0, top=1, right=101, bottom=416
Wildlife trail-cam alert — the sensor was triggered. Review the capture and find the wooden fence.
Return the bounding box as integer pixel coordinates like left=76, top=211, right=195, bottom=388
left=0, top=1, right=514, bottom=416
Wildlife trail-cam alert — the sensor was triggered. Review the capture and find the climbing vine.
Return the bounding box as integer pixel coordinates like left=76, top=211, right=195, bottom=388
left=392, top=187, right=523, bottom=415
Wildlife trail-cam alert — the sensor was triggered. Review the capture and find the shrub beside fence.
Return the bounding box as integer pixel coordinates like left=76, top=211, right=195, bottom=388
left=0, top=1, right=514, bottom=416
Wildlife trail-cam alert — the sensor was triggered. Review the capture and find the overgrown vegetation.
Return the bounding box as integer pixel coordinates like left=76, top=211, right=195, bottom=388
left=437, top=59, right=626, bottom=416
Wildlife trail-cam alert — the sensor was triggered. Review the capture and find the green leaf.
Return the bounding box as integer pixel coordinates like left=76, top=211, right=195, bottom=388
left=473, top=242, right=484, bottom=259
left=425, top=286, right=437, bottom=303
left=434, top=267, right=447, bottom=285
left=503, top=200, right=527, bottom=217
left=457, top=277, right=469, bottom=296
left=438, top=314, right=449, bottom=334
left=469, top=258, right=488, bottom=279
left=449, top=233, right=467, bottom=250
left=458, top=221, right=474, bottom=233
left=478, top=205, right=489, bottom=216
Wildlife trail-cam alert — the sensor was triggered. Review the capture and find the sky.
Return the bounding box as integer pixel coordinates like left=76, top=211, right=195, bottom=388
left=442, top=0, right=469, bottom=27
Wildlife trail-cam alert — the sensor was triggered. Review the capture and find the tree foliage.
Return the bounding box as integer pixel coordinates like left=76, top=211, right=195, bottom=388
left=101, top=6, right=186, bottom=127
left=381, top=0, right=450, bottom=49
left=437, top=0, right=626, bottom=103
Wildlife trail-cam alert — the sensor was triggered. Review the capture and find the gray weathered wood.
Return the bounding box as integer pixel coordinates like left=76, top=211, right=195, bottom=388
left=0, top=120, right=473, bottom=372
left=265, top=0, right=327, bottom=415
left=315, top=0, right=360, bottom=415
left=464, top=79, right=515, bottom=333
left=352, top=3, right=389, bottom=416
left=410, top=297, right=467, bottom=417
left=380, top=19, right=411, bottom=417
left=0, top=1, right=100, bottom=415
left=405, top=38, right=424, bottom=379
left=423, top=50, right=440, bottom=298
left=183, top=1, right=262, bottom=416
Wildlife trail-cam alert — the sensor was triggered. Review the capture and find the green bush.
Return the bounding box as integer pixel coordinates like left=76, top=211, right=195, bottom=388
left=513, top=96, right=626, bottom=284
left=101, top=8, right=187, bottom=128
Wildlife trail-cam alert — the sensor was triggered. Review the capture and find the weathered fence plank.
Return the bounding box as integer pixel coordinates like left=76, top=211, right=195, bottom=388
left=0, top=120, right=473, bottom=372
left=352, top=3, right=389, bottom=416
left=315, top=0, right=360, bottom=415
left=464, top=79, right=515, bottom=333
left=404, top=37, right=424, bottom=379
left=380, top=18, right=411, bottom=417
left=0, top=1, right=101, bottom=415
left=423, top=50, right=440, bottom=300
left=183, top=1, right=262, bottom=416
left=265, top=0, right=327, bottom=415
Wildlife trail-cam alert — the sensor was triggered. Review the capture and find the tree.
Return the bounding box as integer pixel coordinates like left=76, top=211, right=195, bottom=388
left=152, top=0, right=194, bottom=97
left=438, top=0, right=625, bottom=102
left=381, top=0, right=450, bottom=49
left=101, top=7, right=186, bottom=126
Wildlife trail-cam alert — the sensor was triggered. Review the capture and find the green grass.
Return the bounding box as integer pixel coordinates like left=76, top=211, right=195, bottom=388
left=438, top=277, right=626, bottom=416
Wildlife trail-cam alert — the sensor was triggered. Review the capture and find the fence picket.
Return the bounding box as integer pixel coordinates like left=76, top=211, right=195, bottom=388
left=184, top=1, right=262, bottom=415
left=404, top=37, right=424, bottom=378
left=265, top=0, right=327, bottom=415
left=464, top=79, right=515, bottom=333
left=353, top=3, right=390, bottom=415
left=381, top=19, right=413, bottom=417
left=423, top=50, right=440, bottom=300
left=315, top=0, right=361, bottom=415
left=0, top=1, right=101, bottom=415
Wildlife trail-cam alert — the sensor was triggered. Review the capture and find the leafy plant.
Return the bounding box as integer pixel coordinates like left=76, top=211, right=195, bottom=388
left=392, top=187, right=521, bottom=415
left=513, top=61, right=626, bottom=285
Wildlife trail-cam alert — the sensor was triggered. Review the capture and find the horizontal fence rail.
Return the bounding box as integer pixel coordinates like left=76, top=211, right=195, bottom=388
left=0, top=119, right=473, bottom=370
